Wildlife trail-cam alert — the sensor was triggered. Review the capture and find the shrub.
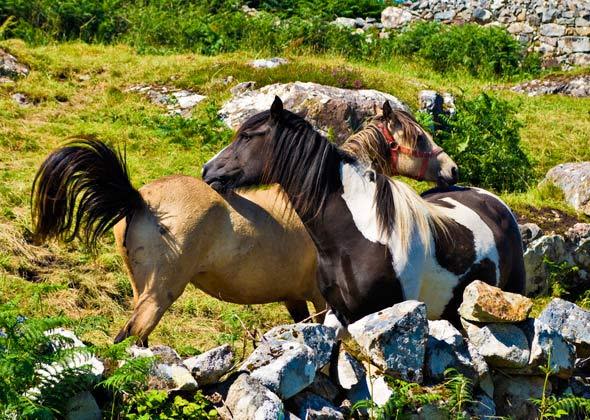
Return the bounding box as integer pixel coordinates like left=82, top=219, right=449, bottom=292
left=436, top=93, right=534, bottom=192
left=388, top=21, right=541, bottom=77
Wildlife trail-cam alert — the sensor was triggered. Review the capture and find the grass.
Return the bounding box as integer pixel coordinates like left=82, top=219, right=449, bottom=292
left=0, top=38, right=589, bottom=351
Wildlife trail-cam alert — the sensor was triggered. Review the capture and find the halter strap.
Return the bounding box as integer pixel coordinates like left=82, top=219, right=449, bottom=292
left=378, top=123, right=443, bottom=180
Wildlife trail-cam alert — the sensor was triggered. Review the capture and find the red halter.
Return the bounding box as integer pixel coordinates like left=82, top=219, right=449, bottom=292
left=378, top=123, right=443, bottom=181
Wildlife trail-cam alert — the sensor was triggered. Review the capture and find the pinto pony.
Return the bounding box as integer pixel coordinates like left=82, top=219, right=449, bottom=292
left=203, top=97, right=525, bottom=329
left=31, top=103, right=457, bottom=344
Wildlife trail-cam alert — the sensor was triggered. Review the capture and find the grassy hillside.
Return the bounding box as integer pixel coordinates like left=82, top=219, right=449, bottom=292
left=0, top=38, right=589, bottom=351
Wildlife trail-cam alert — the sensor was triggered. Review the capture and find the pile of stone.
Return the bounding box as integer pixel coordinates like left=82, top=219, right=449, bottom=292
left=512, top=75, right=590, bottom=97
left=220, top=81, right=407, bottom=144
left=522, top=221, right=590, bottom=296
left=32, top=281, right=590, bottom=419
left=0, top=48, right=29, bottom=81
left=125, top=84, right=206, bottom=118
left=332, top=0, right=590, bottom=68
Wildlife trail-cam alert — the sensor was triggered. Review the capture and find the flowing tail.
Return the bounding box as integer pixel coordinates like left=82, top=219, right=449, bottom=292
left=31, top=138, right=144, bottom=251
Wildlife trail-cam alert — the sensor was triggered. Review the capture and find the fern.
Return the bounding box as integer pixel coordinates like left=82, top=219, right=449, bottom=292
left=443, top=368, right=473, bottom=419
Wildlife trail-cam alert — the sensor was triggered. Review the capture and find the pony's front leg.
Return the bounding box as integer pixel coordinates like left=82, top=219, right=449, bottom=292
left=114, top=285, right=186, bottom=345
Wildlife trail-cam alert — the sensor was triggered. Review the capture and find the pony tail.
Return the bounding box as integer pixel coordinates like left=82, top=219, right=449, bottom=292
left=31, top=138, right=144, bottom=252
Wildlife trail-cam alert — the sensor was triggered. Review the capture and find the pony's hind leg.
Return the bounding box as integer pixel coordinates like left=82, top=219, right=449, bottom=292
left=285, top=299, right=311, bottom=322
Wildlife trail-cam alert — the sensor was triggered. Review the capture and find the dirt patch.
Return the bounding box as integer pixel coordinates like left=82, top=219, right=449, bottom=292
left=515, top=206, right=586, bottom=235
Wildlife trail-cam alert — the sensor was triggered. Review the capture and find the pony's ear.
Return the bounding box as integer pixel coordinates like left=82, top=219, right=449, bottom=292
left=270, top=96, right=283, bottom=120
left=382, top=100, right=394, bottom=119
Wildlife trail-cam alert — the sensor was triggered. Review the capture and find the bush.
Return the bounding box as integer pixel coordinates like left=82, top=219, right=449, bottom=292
left=436, top=93, right=534, bottom=192
left=388, top=21, right=541, bottom=77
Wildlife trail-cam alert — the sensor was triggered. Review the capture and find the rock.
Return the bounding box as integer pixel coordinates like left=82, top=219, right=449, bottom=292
left=65, top=391, right=101, bottom=420
left=565, top=223, right=590, bottom=270
left=473, top=8, right=492, bottom=23
left=558, top=36, right=590, bottom=53
left=220, top=81, right=407, bottom=144
left=240, top=340, right=316, bottom=399
left=493, top=375, right=546, bottom=420
left=305, top=372, right=340, bottom=403
left=0, top=49, right=29, bottom=78
left=519, top=223, right=543, bottom=247
left=128, top=345, right=154, bottom=359
left=263, top=323, right=336, bottom=369
left=249, top=57, right=289, bottom=69
left=152, top=363, right=198, bottom=391
left=507, top=22, right=535, bottom=34
left=183, top=344, right=234, bottom=386
left=418, top=90, right=444, bottom=116
left=151, top=345, right=182, bottom=365
left=434, top=10, right=456, bottom=21
left=513, top=76, right=590, bottom=97
left=540, top=23, right=567, bottom=37
left=459, top=280, right=533, bottom=323
left=466, top=343, right=494, bottom=398
left=348, top=300, right=428, bottom=383
left=545, top=162, right=590, bottom=215
left=125, top=84, right=206, bottom=118
left=381, top=7, right=414, bottom=29
left=230, top=81, right=256, bottom=95
left=288, top=392, right=344, bottom=420
left=470, top=392, right=496, bottom=419
left=224, top=373, right=285, bottom=420
left=331, top=17, right=357, bottom=28
left=411, top=404, right=447, bottom=419
left=523, top=234, right=569, bottom=296
left=334, top=350, right=365, bottom=390
left=463, top=321, right=530, bottom=368
left=529, top=318, right=576, bottom=378
left=570, top=376, right=590, bottom=398
left=425, top=320, right=477, bottom=383
left=11, top=93, right=30, bottom=107
left=538, top=298, right=590, bottom=357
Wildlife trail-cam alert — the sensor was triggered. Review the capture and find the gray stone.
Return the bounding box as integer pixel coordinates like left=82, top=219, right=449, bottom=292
left=540, top=23, right=567, bottom=36
left=411, top=404, right=447, bottom=420
left=11, top=93, right=30, bottom=107
left=559, top=36, right=590, bottom=53
left=538, top=298, right=590, bottom=357
left=519, top=223, right=543, bottom=247
left=65, top=391, right=101, bottom=420
left=125, top=84, right=206, bottom=118
left=466, top=343, right=494, bottom=398
left=493, top=375, right=546, bottom=420
left=473, top=8, right=493, bottom=22
left=152, top=363, right=198, bottom=391
left=470, top=392, right=496, bottom=419
left=418, top=90, right=444, bottom=117
left=183, top=344, right=234, bottom=386
left=545, top=162, right=590, bottom=215
left=224, top=373, right=285, bottom=420
left=542, top=8, right=557, bottom=23
left=507, top=22, right=535, bottom=34
left=381, top=7, right=414, bottom=29
left=335, top=350, right=366, bottom=390
left=220, top=81, right=407, bottom=144
left=565, top=223, right=590, bottom=270
left=264, top=324, right=336, bottom=369
left=348, top=300, right=428, bottom=383
left=241, top=340, right=316, bottom=399
left=434, top=10, right=456, bottom=21
left=230, top=81, right=256, bottom=96
left=523, top=234, right=569, bottom=296
left=289, top=392, right=344, bottom=420
left=151, top=345, right=182, bottom=365
left=464, top=321, right=530, bottom=368
left=0, top=49, right=29, bottom=78
left=331, top=17, right=357, bottom=28
left=576, top=17, right=590, bottom=27
left=529, top=318, right=576, bottom=378
left=250, top=57, right=289, bottom=69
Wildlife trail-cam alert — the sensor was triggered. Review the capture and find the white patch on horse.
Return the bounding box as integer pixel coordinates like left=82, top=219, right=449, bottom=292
left=340, top=162, right=426, bottom=300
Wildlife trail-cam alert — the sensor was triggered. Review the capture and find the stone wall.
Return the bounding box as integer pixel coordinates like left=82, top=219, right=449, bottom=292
left=383, top=0, right=590, bottom=68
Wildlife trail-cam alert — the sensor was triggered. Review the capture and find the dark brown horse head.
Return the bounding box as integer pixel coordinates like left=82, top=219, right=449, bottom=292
left=342, top=101, right=458, bottom=187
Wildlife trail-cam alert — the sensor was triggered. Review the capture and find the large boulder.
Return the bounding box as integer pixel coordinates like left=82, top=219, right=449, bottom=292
left=348, top=300, right=428, bottom=383
left=223, top=373, right=285, bottom=420
left=459, top=280, right=533, bottom=322
left=240, top=340, right=316, bottom=399
left=263, top=324, right=336, bottom=369
left=0, top=48, right=29, bottom=78
left=183, top=344, right=234, bottom=386
left=544, top=162, right=590, bottom=216
left=537, top=298, right=590, bottom=357
left=463, top=321, right=530, bottom=368
left=219, top=81, right=407, bottom=143
left=523, top=234, right=569, bottom=296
